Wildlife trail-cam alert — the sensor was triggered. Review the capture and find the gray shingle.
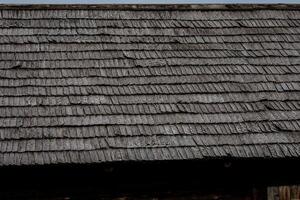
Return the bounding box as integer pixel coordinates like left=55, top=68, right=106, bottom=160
left=0, top=6, right=299, bottom=166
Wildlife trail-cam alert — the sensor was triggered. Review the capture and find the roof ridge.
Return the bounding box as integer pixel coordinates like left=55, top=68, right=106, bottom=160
left=0, top=4, right=299, bottom=11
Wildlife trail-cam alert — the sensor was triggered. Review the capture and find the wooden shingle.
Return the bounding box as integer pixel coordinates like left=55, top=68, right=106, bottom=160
left=0, top=5, right=299, bottom=166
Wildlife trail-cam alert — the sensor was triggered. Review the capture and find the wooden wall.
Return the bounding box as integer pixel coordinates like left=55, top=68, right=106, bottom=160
left=268, top=185, right=300, bottom=200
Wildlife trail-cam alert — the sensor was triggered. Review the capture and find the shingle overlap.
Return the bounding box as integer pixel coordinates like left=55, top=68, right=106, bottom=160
left=0, top=5, right=299, bottom=165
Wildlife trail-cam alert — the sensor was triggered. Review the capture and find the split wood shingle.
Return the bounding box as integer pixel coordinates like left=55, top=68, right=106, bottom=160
left=0, top=4, right=299, bottom=165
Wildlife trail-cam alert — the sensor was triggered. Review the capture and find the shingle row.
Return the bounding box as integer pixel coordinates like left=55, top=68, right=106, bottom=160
left=1, top=66, right=299, bottom=80
left=0, top=34, right=299, bottom=44
left=0, top=121, right=298, bottom=140
left=0, top=9, right=299, bottom=20
left=0, top=27, right=299, bottom=36
left=0, top=111, right=299, bottom=127
left=1, top=74, right=299, bottom=86
left=0, top=82, right=299, bottom=97
left=0, top=92, right=299, bottom=107
left=0, top=143, right=299, bottom=166
left=1, top=18, right=300, bottom=28
left=0, top=101, right=299, bottom=117
left=0, top=49, right=299, bottom=61
left=0, top=133, right=299, bottom=153
left=1, top=42, right=300, bottom=52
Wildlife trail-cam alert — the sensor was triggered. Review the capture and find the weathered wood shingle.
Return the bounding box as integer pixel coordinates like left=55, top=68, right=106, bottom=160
left=0, top=4, right=299, bottom=166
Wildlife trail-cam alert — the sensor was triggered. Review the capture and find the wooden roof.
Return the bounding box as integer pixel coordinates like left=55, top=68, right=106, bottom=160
left=0, top=4, right=299, bottom=166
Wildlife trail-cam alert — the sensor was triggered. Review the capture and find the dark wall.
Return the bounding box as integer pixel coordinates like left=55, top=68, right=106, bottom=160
left=0, top=189, right=259, bottom=200
left=0, top=159, right=299, bottom=200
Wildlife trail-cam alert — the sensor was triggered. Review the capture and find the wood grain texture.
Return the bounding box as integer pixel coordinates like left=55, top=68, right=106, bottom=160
left=268, top=185, right=300, bottom=200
